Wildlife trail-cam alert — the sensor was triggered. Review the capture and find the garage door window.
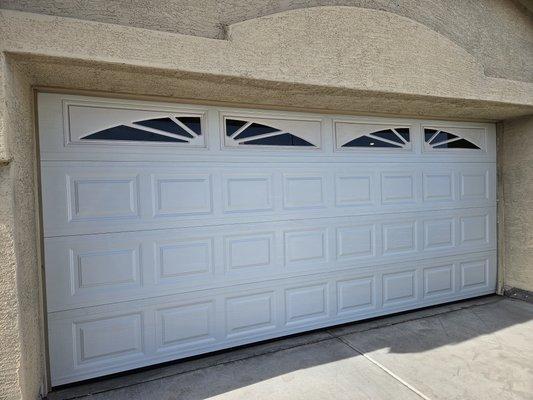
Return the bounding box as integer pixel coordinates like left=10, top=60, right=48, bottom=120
left=341, top=127, right=410, bottom=148
left=224, top=118, right=315, bottom=147
left=424, top=128, right=481, bottom=150
left=81, top=116, right=202, bottom=143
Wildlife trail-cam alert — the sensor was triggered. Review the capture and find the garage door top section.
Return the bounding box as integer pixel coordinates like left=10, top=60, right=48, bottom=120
left=40, top=94, right=496, bottom=238
left=40, top=94, right=495, bottom=163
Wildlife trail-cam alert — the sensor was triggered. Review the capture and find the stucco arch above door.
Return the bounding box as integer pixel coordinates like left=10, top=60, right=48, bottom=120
left=226, top=7, right=486, bottom=97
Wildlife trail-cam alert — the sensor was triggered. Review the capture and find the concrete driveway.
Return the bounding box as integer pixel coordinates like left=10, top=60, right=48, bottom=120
left=48, top=296, right=533, bottom=400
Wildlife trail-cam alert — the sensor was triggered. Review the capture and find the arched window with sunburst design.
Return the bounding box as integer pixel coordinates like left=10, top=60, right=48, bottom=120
left=341, top=128, right=410, bottom=148
left=424, top=128, right=481, bottom=150
left=223, top=116, right=321, bottom=148
left=334, top=122, right=412, bottom=150
left=80, top=115, right=203, bottom=145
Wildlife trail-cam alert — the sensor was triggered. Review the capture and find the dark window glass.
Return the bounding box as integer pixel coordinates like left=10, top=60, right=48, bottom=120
left=226, top=119, right=248, bottom=136
left=424, top=128, right=438, bottom=142
left=235, top=123, right=280, bottom=140
left=395, top=128, right=410, bottom=142
left=81, top=125, right=187, bottom=142
left=343, top=135, right=402, bottom=148
left=134, top=117, right=193, bottom=138
left=242, top=133, right=313, bottom=146
left=429, top=131, right=459, bottom=145
left=434, top=139, right=480, bottom=149
left=370, top=129, right=404, bottom=144
left=177, top=117, right=202, bottom=135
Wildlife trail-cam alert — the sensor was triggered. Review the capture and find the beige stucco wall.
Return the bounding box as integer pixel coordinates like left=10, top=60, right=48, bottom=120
left=0, top=0, right=531, bottom=82
left=0, top=3, right=531, bottom=399
left=0, top=56, right=44, bottom=400
left=499, top=116, right=533, bottom=293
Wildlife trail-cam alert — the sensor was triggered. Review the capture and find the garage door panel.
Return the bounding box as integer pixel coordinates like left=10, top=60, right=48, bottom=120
left=223, top=174, right=274, bottom=212
left=382, top=270, right=419, bottom=307
left=423, top=264, right=454, bottom=298
left=152, top=173, right=213, bottom=217
left=336, top=276, right=376, bottom=315
left=39, top=94, right=497, bottom=385
left=41, top=162, right=496, bottom=236
left=47, top=251, right=496, bottom=385
left=44, top=207, right=495, bottom=312
left=226, top=291, right=277, bottom=338
left=224, top=232, right=277, bottom=273
left=155, top=237, right=215, bottom=281
left=155, top=301, right=217, bottom=351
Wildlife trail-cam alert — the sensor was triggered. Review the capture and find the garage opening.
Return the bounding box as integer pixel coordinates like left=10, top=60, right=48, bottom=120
left=38, top=93, right=497, bottom=386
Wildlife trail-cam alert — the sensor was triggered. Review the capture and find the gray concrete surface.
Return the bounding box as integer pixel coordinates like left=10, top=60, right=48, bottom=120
left=48, top=296, right=533, bottom=400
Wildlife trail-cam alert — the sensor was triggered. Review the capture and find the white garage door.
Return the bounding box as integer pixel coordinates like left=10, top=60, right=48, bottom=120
left=38, top=93, right=497, bottom=385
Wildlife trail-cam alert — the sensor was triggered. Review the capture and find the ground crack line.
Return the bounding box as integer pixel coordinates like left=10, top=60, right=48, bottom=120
left=336, top=336, right=433, bottom=400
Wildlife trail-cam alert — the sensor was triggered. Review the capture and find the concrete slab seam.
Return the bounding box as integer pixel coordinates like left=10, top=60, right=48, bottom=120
left=335, top=336, right=432, bottom=400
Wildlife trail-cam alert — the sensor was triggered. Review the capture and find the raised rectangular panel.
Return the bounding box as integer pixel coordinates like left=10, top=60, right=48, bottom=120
left=285, top=229, right=327, bottom=266
left=156, top=239, right=213, bottom=280
left=156, top=302, right=215, bottom=349
left=283, top=175, right=325, bottom=209
left=68, top=175, right=139, bottom=221
left=383, top=270, right=416, bottom=305
left=224, top=175, right=273, bottom=212
left=423, top=265, right=454, bottom=297
left=336, top=225, right=375, bottom=260
left=423, top=218, right=454, bottom=250
left=423, top=173, right=453, bottom=202
left=152, top=175, right=212, bottom=217
left=335, top=174, right=373, bottom=206
left=460, top=214, right=488, bottom=245
left=381, top=173, right=415, bottom=204
left=460, top=172, right=488, bottom=200
left=461, top=259, right=488, bottom=290
left=337, top=277, right=374, bottom=314
left=75, top=313, right=143, bottom=364
left=225, top=233, right=274, bottom=271
left=383, top=222, right=416, bottom=254
left=286, top=284, right=328, bottom=324
left=73, top=247, right=140, bottom=292
left=226, top=292, right=275, bottom=337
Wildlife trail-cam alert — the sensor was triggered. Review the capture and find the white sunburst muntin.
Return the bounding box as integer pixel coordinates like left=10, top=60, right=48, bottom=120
left=222, top=115, right=322, bottom=148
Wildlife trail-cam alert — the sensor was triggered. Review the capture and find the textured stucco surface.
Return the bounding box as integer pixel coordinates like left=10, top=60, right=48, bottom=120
left=0, top=57, right=44, bottom=400
left=0, top=53, right=24, bottom=400
left=7, top=60, right=44, bottom=400
left=0, top=165, right=23, bottom=400
left=0, top=4, right=531, bottom=399
left=10, top=56, right=533, bottom=123
left=500, top=115, right=533, bottom=292
left=0, top=7, right=531, bottom=111
left=0, top=0, right=531, bottom=83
